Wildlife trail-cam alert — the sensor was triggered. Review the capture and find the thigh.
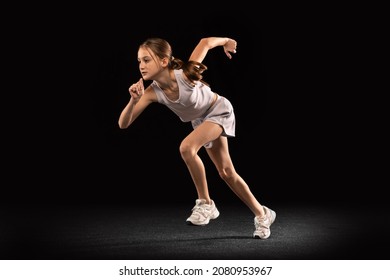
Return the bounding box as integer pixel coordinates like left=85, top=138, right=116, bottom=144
left=182, top=121, right=223, bottom=152
left=205, top=136, right=235, bottom=171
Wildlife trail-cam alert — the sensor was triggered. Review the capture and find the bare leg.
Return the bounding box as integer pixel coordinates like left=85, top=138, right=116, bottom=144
left=206, top=136, right=265, bottom=217
left=179, top=121, right=223, bottom=204
left=179, top=121, right=265, bottom=217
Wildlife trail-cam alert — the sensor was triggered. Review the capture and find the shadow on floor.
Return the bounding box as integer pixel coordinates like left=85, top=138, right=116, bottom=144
left=1, top=201, right=389, bottom=260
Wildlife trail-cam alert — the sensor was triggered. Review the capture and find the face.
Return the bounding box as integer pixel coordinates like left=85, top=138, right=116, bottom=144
left=137, top=47, right=164, bottom=81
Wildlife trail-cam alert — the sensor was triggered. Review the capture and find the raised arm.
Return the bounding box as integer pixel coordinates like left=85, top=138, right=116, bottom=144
left=118, top=78, right=156, bottom=129
left=189, top=37, right=237, bottom=63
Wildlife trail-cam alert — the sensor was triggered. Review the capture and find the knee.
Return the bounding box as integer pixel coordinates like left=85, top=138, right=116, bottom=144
left=218, top=167, right=235, bottom=182
left=179, top=141, right=197, bottom=161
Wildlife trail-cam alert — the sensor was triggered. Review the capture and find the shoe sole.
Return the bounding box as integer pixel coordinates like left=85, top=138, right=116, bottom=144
left=186, top=209, right=220, bottom=226
left=253, top=209, right=276, bottom=239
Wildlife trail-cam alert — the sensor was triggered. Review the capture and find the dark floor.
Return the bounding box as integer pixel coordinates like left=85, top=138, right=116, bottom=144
left=1, top=201, right=389, bottom=260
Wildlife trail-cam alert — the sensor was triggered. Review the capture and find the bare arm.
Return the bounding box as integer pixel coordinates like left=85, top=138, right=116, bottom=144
left=118, top=78, right=156, bottom=129
left=189, top=37, right=237, bottom=63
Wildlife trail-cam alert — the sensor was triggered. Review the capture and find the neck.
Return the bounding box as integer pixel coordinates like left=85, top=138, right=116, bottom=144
left=156, top=69, right=175, bottom=90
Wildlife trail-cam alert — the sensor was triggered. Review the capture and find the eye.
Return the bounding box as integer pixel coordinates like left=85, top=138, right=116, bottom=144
left=138, top=59, right=150, bottom=64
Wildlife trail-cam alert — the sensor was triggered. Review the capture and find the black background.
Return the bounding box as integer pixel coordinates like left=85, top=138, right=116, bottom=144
left=2, top=4, right=389, bottom=262
left=3, top=5, right=384, bottom=207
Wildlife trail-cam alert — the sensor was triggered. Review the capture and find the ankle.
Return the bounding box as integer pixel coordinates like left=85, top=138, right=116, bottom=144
left=199, top=198, right=212, bottom=204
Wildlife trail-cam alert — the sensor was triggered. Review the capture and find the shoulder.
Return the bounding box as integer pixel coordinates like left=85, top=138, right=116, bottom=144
left=176, top=69, right=195, bottom=87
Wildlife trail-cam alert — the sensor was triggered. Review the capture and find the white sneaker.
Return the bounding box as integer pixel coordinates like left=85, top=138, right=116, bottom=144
left=253, top=206, right=276, bottom=239
left=186, top=199, right=220, bottom=226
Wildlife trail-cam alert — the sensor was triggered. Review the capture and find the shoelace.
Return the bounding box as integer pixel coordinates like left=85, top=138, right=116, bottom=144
left=255, top=216, right=270, bottom=230
left=191, top=205, right=209, bottom=218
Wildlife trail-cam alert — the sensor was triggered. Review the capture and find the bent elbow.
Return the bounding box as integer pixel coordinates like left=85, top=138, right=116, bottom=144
left=118, top=121, right=130, bottom=129
left=200, top=38, right=212, bottom=48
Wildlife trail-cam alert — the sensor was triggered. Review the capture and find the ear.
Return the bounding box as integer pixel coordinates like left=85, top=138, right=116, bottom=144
left=161, top=57, right=169, bottom=68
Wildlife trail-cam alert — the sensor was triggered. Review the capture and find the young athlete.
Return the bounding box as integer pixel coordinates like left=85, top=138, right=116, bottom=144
left=118, top=37, right=276, bottom=239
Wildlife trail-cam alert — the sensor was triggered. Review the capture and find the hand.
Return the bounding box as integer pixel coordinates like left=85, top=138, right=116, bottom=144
left=223, top=38, right=237, bottom=59
left=129, top=78, right=144, bottom=102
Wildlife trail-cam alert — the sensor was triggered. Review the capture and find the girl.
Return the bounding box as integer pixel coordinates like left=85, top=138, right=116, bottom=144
left=118, top=37, right=276, bottom=239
